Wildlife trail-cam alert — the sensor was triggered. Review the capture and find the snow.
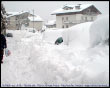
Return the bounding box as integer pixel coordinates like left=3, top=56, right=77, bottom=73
left=6, top=11, right=29, bottom=18
left=62, top=22, right=93, bottom=49
left=51, top=4, right=93, bottom=15
left=45, top=20, right=56, bottom=25
left=7, top=12, right=20, bottom=15
left=89, top=15, right=109, bottom=47
left=1, top=16, right=109, bottom=87
left=42, top=28, right=63, bottom=44
left=28, top=15, right=43, bottom=22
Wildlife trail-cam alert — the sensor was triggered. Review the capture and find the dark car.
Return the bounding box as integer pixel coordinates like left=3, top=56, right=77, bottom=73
left=55, top=37, right=63, bottom=45
left=6, top=33, right=13, bottom=37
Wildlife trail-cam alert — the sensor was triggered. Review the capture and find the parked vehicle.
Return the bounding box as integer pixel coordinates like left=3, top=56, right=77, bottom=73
left=55, top=37, right=63, bottom=45
left=6, top=33, right=13, bottom=37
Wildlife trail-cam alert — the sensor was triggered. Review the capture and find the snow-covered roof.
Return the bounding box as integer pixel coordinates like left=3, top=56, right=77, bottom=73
left=51, top=4, right=93, bottom=15
left=7, top=11, right=29, bottom=18
left=28, top=15, right=43, bottom=22
left=45, top=20, right=56, bottom=25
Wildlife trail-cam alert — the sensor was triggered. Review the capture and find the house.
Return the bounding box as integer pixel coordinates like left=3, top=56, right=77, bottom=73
left=51, top=4, right=101, bottom=28
left=27, top=15, right=43, bottom=31
left=6, top=11, right=29, bottom=30
left=45, top=20, right=56, bottom=28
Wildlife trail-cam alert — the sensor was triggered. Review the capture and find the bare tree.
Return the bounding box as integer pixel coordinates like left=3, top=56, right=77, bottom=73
left=1, top=2, right=7, bottom=35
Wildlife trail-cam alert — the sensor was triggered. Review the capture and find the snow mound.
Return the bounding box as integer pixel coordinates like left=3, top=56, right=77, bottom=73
left=89, top=15, right=109, bottom=47
left=43, top=29, right=64, bottom=44
left=62, top=22, right=93, bottom=49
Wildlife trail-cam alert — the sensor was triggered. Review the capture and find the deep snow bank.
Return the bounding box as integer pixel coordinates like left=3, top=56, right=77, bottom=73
left=1, top=28, right=109, bottom=87
left=43, top=29, right=64, bottom=43
left=62, top=22, right=93, bottom=49
left=89, top=15, right=109, bottom=47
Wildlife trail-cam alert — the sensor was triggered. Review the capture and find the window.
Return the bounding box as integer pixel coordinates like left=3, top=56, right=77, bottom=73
left=62, top=17, right=64, bottom=22
left=75, top=6, right=80, bottom=9
left=16, top=24, right=18, bottom=26
left=81, top=16, right=83, bottom=20
left=66, top=8, right=68, bottom=10
left=88, top=9, right=91, bottom=12
left=16, top=16, right=18, bottom=20
left=91, top=17, right=93, bottom=21
left=66, top=25, right=68, bottom=28
left=86, top=9, right=90, bottom=14
left=62, top=25, right=64, bottom=28
left=66, top=17, right=68, bottom=21
left=85, top=17, right=87, bottom=21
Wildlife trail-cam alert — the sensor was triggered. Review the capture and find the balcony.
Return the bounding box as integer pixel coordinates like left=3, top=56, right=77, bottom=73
left=63, top=20, right=93, bottom=25
left=63, top=20, right=85, bottom=24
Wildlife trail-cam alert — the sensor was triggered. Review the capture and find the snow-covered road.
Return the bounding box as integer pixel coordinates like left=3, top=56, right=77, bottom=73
left=1, top=29, right=109, bottom=87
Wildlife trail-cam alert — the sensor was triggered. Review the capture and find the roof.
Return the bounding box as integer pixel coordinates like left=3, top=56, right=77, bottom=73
left=6, top=11, right=29, bottom=18
left=51, top=4, right=95, bottom=15
left=28, top=15, right=43, bottom=22
left=45, top=20, right=56, bottom=25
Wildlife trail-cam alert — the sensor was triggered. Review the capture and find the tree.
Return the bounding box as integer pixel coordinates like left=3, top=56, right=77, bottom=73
left=1, top=2, right=7, bottom=35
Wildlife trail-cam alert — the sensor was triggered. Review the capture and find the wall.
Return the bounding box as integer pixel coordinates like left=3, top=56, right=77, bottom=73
left=7, top=12, right=29, bottom=30
left=28, top=21, right=43, bottom=31
left=56, top=13, right=98, bottom=28
left=56, top=14, right=77, bottom=28
left=7, top=16, right=17, bottom=30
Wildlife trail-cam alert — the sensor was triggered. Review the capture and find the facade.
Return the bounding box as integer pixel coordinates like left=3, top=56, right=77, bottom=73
left=27, top=15, right=43, bottom=31
left=7, top=11, right=29, bottom=30
left=51, top=4, right=101, bottom=28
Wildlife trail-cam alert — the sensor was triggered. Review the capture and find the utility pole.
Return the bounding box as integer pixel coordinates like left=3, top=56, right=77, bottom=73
left=33, top=9, right=34, bottom=31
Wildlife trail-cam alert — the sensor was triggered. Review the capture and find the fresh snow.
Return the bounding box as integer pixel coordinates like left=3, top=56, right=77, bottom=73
left=6, top=11, right=29, bottom=18
left=62, top=22, right=93, bottom=50
left=42, top=28, right=64, bottom=44
left=51, top=4, right=93, bottom=15
left=45, top=20, right=56, bottom=26
left=89, top=15, right=109, bottom=47
left=28, top=15, right=43, bottom=22
left=1, top=15, right=109, bottom=87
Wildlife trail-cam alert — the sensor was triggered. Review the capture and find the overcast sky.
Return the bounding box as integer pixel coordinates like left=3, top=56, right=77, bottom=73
left=2, top=1, right=109, bottom=22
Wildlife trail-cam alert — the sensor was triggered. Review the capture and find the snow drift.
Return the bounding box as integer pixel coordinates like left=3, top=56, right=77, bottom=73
left=89, top=15, right=109, bottom=47
left=62, top=22, right=93, bottom=49
left=1, top=17, right=109, bottom=87
left=43, top=29, right=64, bottom=44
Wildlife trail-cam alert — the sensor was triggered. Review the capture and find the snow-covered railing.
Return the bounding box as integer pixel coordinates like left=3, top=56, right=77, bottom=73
left=63, top=20, right=93, bottom=24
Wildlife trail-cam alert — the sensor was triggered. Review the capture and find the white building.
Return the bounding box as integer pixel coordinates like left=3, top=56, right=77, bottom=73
left=51, top=4, right=101, bottom=28
left=28, top=15, right=43, bottom=31
left=7, top=11, right=29, bottom=30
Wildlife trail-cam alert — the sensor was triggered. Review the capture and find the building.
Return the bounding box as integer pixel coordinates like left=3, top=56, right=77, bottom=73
left=27, top=15, right=43, bottom=31
left=6, top=11, right=29, bottom=30
left=45, top=20, right=56, bottom=28
left=51, top=4, right=101, bottom=28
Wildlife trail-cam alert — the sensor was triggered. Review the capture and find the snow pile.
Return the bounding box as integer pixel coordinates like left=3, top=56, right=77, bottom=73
left=62, top=22, right=93, bottom=49
left=43, top=29, right=64, bottom=44
left=89, top=15, right=109, bottom=47
left=1, top=21, right=109, bottom=87
left=46, top=20, right=56, bottom=25
left=28, top=15, right=43, bottom=22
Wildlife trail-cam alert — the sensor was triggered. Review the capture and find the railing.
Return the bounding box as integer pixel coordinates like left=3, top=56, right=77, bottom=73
left=63, top=20, right=93, bottom=24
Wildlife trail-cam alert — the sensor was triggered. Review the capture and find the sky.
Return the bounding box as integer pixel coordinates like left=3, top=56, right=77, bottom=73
left=2, top=1, right=109, bottom=22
